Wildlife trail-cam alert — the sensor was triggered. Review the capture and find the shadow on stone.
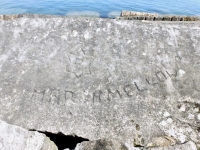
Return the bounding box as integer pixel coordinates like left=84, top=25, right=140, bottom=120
left=29, top=130, right=89, bottom=150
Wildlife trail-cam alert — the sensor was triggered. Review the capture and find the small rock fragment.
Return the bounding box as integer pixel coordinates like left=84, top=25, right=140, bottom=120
left=147, top=136, right=176, bottom=147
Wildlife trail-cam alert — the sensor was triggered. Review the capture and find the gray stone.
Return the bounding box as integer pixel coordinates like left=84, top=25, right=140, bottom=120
left=3, top=14, right=20, bottom=20
left=130, top=11, right=137, bottom=16
left=184, top=16, right=196, bottom=21
left=177, top=16, right=200, bottom=21
left=121, top=10, right=131, bottom=17
left=194, top=17, right=200, bottom=21
left=0, top=120, right=58, bottom=150
left=75, top=139, right=197, bottom=150
left=121, top=11, right=158, bottom=18
left=128, top=16, right=138, bottom=20
left=144, top=16, right=155, bottom=21
left=150, top=141, right=197, bottom=150
left=75, top=139, right=128, bottom=150
left=147, top=136, right=176, bottom=147
left=153, top=16, right=163, bottom=21
left=0, top=15, right=200, bottom=148
left=117, top=17, right=126, bottom=20
left=162, top=16, right=172, bottom=21
left=171, top=16, right=180, bottom=21
left=179, top=16, right=186, bottom=21
left=137, top=16, right=145, bottom=20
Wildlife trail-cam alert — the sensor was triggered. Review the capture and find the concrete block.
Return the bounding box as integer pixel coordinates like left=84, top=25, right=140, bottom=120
left=137, top=16, right=145, bottom=20
left=121, top=10, right=131, bottom=17
left=162, top=16, right=172, bottom=21
left=128, top=16, right=138, bottom=20
left=145, top=16, right=155, bottom=21
left=154, top=16, right=163, bottom=21
left=171, top=16, right=180, bottom=21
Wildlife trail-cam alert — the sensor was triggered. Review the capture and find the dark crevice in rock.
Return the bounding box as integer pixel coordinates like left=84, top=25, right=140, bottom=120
left=134, top=145, right=144, bottom=147
left=29, top=129, right=89, bottom=150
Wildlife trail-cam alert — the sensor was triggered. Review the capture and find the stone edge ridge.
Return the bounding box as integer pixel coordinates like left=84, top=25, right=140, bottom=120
left=118, top=10, right=200, bottom=21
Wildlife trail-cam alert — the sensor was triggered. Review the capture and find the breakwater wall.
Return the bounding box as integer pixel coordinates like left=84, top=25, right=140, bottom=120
left=118, top=10, right=200, bottom=21
left=0, top=15, right=200, bottom=149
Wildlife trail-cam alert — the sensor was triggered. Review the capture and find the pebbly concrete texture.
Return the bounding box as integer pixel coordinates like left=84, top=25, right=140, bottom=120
left=0, top=120, right=58, bottom=150
left=0, top=15, right=200, bottom=148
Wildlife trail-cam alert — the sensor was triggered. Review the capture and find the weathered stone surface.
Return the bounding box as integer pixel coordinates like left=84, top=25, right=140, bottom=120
left=121, top=10, right=131, bottom=17
left=0, top=15, right=200, bottom=148
left=75, top=139, right=128, bottom=150
left=137, top=16, right=145, bottom=20
left=119, top=11, right=200, bottom=21
left=0, top=14, right=21, bottom=20
left=147, top=136, right=176, bottom=147
left=184, top=17, right=193, bottom=21
left=171, top=16, right=180, bottom=21
left=121, top=11, right=158, bottom=17
left=162, top=16, right=172, bottom=21
left=145, top=16, right=155, bottom=21
left=75, top=139, right=197, bottom=150
left=0, top=120, right=58, bottom=150
left=150, top=141, right=197, bottom=150
left=118, top=15, right=200, bottom=21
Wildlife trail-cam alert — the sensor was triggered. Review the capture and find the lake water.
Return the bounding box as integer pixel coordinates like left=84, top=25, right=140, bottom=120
left=0, top=0, right=200, bottom=18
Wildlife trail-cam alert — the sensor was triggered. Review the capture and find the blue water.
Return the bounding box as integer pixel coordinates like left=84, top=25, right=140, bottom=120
left=0, top=0, right=200, bottom=18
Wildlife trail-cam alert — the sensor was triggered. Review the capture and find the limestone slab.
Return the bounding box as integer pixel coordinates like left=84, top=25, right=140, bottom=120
left=0, top=15, right=200, bottom=147
left=0, top=120, right=57, bottom=150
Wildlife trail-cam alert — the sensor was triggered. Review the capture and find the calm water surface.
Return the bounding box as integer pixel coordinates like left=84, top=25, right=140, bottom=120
left=0, top=0, right=200, bottom=18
